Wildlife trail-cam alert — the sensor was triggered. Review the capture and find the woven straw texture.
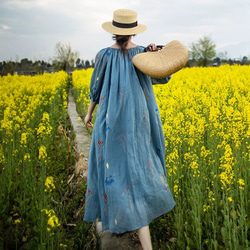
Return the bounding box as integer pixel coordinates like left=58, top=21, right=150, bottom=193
left=132, top=40, right=188, bottom=78
left=102, top=9, right=147, bottom=35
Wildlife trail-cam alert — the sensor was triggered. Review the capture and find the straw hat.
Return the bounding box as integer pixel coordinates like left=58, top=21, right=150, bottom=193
left=102, top=9, right=147, bottom=35
left=132, top=40, right=188, bottom=78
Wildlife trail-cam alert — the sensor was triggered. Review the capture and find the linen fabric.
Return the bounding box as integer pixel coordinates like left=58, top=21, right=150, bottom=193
left=84, top=46, right=176, bottom=233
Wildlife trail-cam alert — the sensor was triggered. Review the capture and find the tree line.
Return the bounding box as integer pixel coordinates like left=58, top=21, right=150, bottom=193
left=1, top=37, right=249, bottom=76
left=0, top=42, right=94, bottom=76
left=0, top=58, right=94, bottom=76
left=187, top=36, right=249, bottom=67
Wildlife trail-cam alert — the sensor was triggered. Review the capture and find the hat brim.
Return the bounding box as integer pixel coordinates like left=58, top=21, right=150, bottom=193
left=102, top=22, right=147, bottom=35
left=132, top=40, right=188, bottom=78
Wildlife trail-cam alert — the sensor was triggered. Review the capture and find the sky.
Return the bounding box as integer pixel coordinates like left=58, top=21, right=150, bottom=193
left=1, top=0, right=250, bottom=62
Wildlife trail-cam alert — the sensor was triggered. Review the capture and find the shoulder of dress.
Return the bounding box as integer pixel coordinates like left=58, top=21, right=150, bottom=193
left=136, top=45, right=146, bottom=52
left=94, top=48, right=111, bottom=62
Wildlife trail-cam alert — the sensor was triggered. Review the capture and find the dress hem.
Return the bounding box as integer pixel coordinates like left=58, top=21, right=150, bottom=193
left=84, top=202, right=176, bottom=234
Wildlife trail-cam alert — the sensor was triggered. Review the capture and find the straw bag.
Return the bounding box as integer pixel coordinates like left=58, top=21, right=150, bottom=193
left=132, top=40, right=188, bottom=78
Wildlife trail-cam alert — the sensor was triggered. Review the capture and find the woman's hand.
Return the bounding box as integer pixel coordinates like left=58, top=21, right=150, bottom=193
left=146, top=43, right=159, bottom=51
left=84, top=100, right=96, bottom=128
left=84, top=113, right=94, bottom=128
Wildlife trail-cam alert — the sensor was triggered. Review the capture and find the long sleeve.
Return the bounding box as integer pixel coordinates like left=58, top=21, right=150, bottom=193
left=89, top=49, right=108, bottom=104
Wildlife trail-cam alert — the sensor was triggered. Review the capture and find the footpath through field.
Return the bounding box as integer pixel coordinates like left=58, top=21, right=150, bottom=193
left=67, top=87, right=142, bottom=250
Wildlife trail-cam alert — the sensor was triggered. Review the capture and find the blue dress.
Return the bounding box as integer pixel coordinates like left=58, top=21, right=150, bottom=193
left=84, top=46, right=175, bottom=233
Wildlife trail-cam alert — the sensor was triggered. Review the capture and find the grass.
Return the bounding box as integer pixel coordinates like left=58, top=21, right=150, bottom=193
left=0, top=74, right=99, bottom=249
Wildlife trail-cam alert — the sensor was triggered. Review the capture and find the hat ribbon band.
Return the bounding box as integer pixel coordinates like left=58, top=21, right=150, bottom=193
left=112, top=20, right=138, bottom=29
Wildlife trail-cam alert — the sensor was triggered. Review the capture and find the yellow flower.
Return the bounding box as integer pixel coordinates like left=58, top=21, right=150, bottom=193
left=228, top=197, right=233, bottom=202
left=238, top=178, right=245, bottom=186
left=48, top=215, right=60, bottom=228
left=200, top=146, right=211, bottom=158
left=37, top=112, right=52, bottom=138
left=24, top=153, right=30, bottom=161
left=203, top=205, right=211, bottom=212
left=190, top=161, right=198, bottom=170
left=238, top=178, right=245, bottom=190
left=45, top=176, right=55, bottom=192
left=14, top=219, right=21, bottom=224
left=60, top=243, right=68, bottom=248
left=41, top=209, right=60, bottom=230
left=219, top=144, right=235, bottom=188
left=0, top=144, right=6, bottom=164
left=39, top=145, right=47, bottom=160
left=208, top=191, right=215, bottom=202
left=20, top=133, right=27, bottom=146
left=173, top=184, right=181, bottom=197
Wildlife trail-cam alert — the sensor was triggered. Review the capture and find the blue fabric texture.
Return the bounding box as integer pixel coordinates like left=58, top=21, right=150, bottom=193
left=84, top=46, right=176, bottom=233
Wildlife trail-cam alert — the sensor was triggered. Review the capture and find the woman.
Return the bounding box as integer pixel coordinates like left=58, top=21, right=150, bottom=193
left=84, top=9, right=176, bottom=249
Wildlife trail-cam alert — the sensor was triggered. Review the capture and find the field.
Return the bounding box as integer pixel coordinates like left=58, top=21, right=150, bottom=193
left=0, top=65, right=249, bottom=249
left=72, top=65, right=250, bottom=249
left=0, top=72, right=93, bottom=249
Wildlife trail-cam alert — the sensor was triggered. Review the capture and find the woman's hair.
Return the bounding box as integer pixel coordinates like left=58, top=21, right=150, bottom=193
left=112, top=35, right=131, bottom=51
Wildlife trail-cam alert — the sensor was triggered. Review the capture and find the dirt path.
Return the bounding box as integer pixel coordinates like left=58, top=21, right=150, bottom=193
left=67, top=87, right=142, bottom=250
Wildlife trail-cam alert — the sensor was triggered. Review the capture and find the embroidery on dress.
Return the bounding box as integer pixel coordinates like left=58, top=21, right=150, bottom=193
left=156, top=208, right=164, bottom=216
left=155, top=108, right=160, bottom=124
left=106, top=113, right=111, bottom=131
left=98, top=97, right=105, bottom=116
left=98, top=140, right=103, bottom=161
left=92, top=76, right=99, bottom=92
left=106, top=123, right=111, bottom=131
left=145, top=160, right=155, bottom=182
left=160, top=173, right=169, bottom=192
left=104, top=163, right=114, bottom=184
left=118, top=88, right=126, bottom=107
left=142, top=112, right=150, bottom=130
left=85, top=189, right=93, bottom=207
left=122, top=184, right=133, bottom=209
left=106, top=49, right=111, bottom=55
left=104, top=193, right=108, bottom=215
left=105, top=175, right=114, bottom=185
left=118, top=131, right=127, bottom=153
